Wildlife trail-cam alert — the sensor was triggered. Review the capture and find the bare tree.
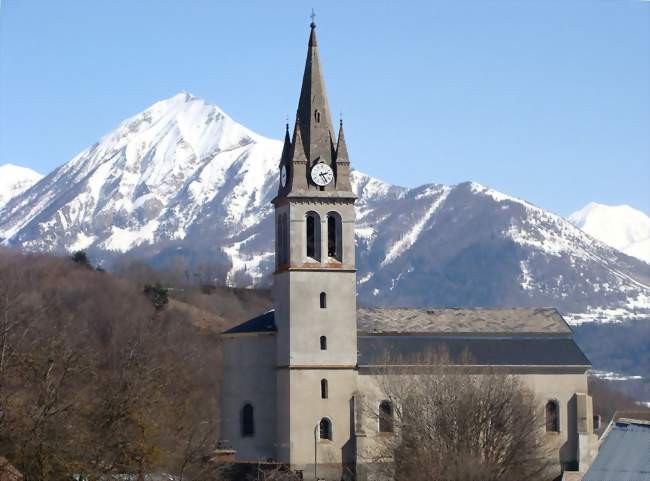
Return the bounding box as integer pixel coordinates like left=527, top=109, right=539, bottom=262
left=362, top=350, right=555, bottom=481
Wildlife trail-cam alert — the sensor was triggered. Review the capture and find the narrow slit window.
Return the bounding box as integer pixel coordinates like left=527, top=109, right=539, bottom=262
left=241, top=403, right=255, bottom=437
left=306, top=215, right=315, bottom=258
left=320, top=292, right=327, bottom=309
left=320, top=335, right=327, bottom=350
left=321, top=379, right=328, bottom=399
left=315, top=110, right=321, bottom=123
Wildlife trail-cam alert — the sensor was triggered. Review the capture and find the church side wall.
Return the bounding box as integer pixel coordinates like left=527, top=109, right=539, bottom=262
left=221, top=334, right=277, bottom=461
left=355, top=370, right=589, bottom=473
left=521, top=372, right=589, bottom=468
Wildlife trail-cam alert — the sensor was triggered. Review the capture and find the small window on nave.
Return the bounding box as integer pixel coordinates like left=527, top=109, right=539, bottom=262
left=545, top=400, right=559, bottom=432
left=319, top=417, right=332, bottom=440
left=320, top=335, right=327, bottom=350
left=379, top=401, right=394, bottom=433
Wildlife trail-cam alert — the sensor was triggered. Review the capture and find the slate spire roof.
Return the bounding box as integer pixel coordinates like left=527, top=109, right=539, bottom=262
left=296, top=20, right=335, bottom=165
left=336, top=120, right=349, bottom=164
left=274, top=20, right=355, bottom=199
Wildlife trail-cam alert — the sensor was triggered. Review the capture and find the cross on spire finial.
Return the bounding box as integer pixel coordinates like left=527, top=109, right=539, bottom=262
left=310, top=9, right=316, bottom=28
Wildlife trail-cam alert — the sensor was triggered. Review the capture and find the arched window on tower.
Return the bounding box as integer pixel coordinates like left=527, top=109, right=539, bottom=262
left=315, top=109, right=321, bottom=123
left=320, top=292, right=327, bottom=308
left=379, top=401, right=394, bottom=433
left=276, top=216, right=282, bottom=266
left=321, top=379, right=328, bottom=399
left=320, top=336, right=327, bottom=350
left=306, top=212, right=321, bottom=261
left=327, top=212, right=342, bottom=261
left=545, top=400, right=559, bottom=432
left=319, top=417, right=332, bottom=440
left=277, top=214, right=286, bottom=266
left=241, top=403, right=255, bottom=437
left=281, top=213, right=289, bottom=264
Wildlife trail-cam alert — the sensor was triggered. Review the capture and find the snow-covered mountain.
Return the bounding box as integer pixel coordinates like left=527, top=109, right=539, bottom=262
left=569, top=203, right=650, bottom=264
left=0, top=164, right=43, bottom=209
left=1, top=93, right=649, bottom=323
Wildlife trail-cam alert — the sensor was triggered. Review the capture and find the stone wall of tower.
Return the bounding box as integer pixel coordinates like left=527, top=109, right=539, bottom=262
left=274, top=200, right=357, bottom=367
left=273, top=199, right=359, bottom=473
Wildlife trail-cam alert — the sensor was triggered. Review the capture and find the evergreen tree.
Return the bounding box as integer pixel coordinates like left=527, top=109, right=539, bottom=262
left=144, top=283, right=169, bottom=310
left=70, top=251, right=92, bottom=269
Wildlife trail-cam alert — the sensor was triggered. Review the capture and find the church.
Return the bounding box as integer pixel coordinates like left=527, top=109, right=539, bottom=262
left=219, top=20, right=596, bottom=481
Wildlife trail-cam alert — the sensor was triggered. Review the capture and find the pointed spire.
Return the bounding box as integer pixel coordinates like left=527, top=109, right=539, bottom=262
left=309, top=13, right=317, bottom=47
left=295, top=17, right=335, bottom=166
left=279, top=122, right=292, bottom=167
left=272, top=18, right=355, bottom=201
left=290, top=119, right=308, bottom=164
left=284, top=121, right=291, bottom=144
left=336, top=119, right=349, bottom=164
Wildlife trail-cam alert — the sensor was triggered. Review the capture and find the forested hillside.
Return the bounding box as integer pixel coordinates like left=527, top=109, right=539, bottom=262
left=0, top=248, right=646, bottom=480
left=0, top=248, right=270, bottom=480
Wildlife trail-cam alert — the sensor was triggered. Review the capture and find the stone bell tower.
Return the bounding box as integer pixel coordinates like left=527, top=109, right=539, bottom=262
left=271, top=19, right=358, bottom=478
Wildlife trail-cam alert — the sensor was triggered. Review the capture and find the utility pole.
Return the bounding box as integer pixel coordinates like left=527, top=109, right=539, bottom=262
left=314, top=423, right=318, bottom=480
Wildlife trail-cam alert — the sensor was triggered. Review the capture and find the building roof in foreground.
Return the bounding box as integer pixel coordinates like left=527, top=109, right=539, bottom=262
left=224, top=307, right=573, bottom=336
left=583, top=419, right=650, bottom=481
left=357, top=336, right=590, bottom=367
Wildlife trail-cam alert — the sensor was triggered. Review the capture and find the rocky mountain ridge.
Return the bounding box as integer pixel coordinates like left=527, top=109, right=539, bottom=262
left=1, top=92, right=649, bottom=323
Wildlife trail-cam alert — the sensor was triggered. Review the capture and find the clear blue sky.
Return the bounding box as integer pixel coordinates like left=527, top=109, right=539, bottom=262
left=1, top=0, right=648, bottom=216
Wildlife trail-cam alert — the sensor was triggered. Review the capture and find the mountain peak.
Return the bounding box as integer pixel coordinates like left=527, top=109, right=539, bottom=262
left=569, top=202, right=650, bottom=263
left=1, top=98, right=648, bottom=325
left=0, top=164, right=43, bottom=209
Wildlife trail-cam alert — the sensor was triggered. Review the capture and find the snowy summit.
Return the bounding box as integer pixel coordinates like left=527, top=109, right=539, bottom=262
left=0, top=164, right=42, bottom=209
left=0, top=92, right=649, bottom=323
left=569, top=202, right=650, bottom=264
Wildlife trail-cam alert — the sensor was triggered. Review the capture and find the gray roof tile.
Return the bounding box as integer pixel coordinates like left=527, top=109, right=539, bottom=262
left=357, top=336, right=590, bottom=367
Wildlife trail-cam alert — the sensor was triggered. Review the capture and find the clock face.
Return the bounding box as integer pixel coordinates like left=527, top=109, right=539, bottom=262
left=280, top=165, right=287, bottom=187
left=311, top=163, right=334, bottom=186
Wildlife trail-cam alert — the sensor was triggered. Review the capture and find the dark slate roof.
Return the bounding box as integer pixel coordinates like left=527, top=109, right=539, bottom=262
left=357, top=307, right=572, bottom=335
left=583, top=420, right=650, bottom=481
left=224, top=308, right=574, bottom=336
left=357, top=336, right=591, bottom=367
left=222, top=311, right=276, bottom=335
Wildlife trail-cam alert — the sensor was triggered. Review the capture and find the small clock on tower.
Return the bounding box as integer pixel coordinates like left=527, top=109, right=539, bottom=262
left=311, top=163, right=333, bottom=186
left=280, top=165, right=287, bottom=187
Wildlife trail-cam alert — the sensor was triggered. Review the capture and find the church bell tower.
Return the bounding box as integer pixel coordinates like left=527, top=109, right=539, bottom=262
left=272, top=19, right=358, bottom=475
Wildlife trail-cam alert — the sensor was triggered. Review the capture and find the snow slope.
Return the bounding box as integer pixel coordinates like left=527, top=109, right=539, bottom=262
left=569, top=203, right=650, bottom=264
left=0, top=164, right=43, bottom=209
left=1, top=93, right=649, bottom=323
